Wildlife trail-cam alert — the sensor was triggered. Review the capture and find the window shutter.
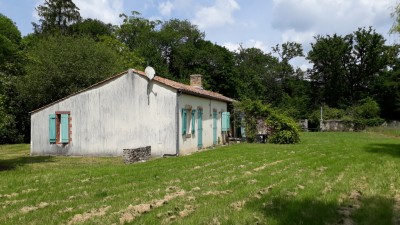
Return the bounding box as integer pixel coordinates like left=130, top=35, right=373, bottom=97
left=191, top=110, right=196, bottom=134
left=222, top=112, right=228, bottom=131
left=222, top=112, right=231, bottom=132
left=226, top=112, right=230, bottom=130
left=49, top=114, right=56, bottom=143
left=61, top=114, right=69, bottom=143
left=182, top=109, right=187, bottom=135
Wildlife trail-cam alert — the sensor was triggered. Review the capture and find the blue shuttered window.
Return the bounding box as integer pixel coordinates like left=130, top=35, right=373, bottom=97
left=182, top=109, right=187, bottom=135
left=60, top=114, right=69, bottom=143
left=221, top=112, right=231, bottom=131
left=49, top=114, right=56, bottom=143
left=49, top=113, right=70, bottom=144
left=191, top=110, right=196, bottom=134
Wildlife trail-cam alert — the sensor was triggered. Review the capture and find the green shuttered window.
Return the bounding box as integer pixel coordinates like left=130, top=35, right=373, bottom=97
left=191, top=110, right=196, bottom=134
left=182, top=109, right=187, bottom=135
left=49, top=114, right=56, bottom=143
left=60, top=114, right=69, bottom=143
left=49, top=112, right=70, bottom=144
left=222, top=112, right=230, bottom=131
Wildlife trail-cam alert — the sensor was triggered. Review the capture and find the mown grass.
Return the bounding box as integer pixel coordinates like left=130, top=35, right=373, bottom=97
left=1, top=132, right=400, bottom=225
left=366, top=126, right=400, bottom=138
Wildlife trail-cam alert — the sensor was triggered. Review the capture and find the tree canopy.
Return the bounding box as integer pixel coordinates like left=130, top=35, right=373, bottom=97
left=33, top=0, right=81, bottom=35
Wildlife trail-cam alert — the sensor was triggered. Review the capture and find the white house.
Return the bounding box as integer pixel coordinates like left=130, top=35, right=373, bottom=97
left=30, top=69, right=233, bottom=156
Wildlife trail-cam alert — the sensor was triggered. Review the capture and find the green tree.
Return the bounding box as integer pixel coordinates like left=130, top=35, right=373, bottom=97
left=0, top=14, right=23, bottom=76
left=307, top=27, right=388, bottom=108
left=19, top=35, right=130, bottom=113
left=157, top=19, right=204, bottom=79
left=116, top=12, right=163, bottom=73
left=68, top=18, right=113, bottom=40
left=179, top=39, right=238, bottom=98
left=235, top=47, right=282, bottom=105
left=0, top=14, right=24, bottom=143
left=33, top=0, right=81, bottom=35
left=374, top=45, right=400, bottom=119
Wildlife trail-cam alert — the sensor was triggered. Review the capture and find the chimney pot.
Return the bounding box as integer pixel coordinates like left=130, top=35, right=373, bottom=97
left=190, top=74, right=202, bottom=88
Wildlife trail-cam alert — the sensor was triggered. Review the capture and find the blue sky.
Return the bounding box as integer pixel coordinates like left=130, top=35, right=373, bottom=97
left=0, top=0, right=398, bottom=69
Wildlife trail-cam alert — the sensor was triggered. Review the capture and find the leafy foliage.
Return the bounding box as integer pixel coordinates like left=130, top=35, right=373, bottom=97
left=236, top=99, right=300, bottom=144
left=33, top=0, right=81, bottom=35
left=308, top=28, right=388, bottom=107
left=19, top=35, right=129, bottom=111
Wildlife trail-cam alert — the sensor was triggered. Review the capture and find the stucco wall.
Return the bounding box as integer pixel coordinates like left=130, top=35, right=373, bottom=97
left=178, top=94, right=227, bottom=155
left=31, top=70, right=177, bottom=156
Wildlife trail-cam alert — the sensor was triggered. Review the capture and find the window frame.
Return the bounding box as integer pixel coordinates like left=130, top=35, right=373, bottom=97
left=51, top=111, right=71, bottom=144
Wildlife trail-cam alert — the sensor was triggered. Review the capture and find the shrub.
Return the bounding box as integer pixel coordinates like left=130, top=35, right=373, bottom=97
left=267, top=113, right=300, bottom=144
left=235, top=99, right=300, bottom=144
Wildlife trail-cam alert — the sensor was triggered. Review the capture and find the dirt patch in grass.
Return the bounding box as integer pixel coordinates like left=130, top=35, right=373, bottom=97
left=230, top=200, right=246, bottom=211
left=191, top=187, right=201, bottom=192
left=21, top=188, right=38, bottom=194
left=210, top=181, right=220, bottom=185
left=119, top=190, right=186, bottom=224
left=335, top=190, right=362, bottom=225
left=323, top=173, right=345, bottom=195
left=254, top=184, right=276, bottom=199
left=203, top=190, right=233, bottom=196
left=247, top=179, right=258, bottom=184
left=165, top=186, right=180, bottom=192
left=0, top=192, right=18, bottom=198
left=393, top=194, right=400, bottom=225
left=159, top=204, right=196, bottom=224
left=68, top=205, right=110, bottom=225
left=58, top=207, right=73, bottom=214
left=20, top=202, right=49, bottom=214
left=253, top=160, right=284, bottom=172
left=178, top=204, right=196, bottom=217
left=1, top=199, right=26, bottom=209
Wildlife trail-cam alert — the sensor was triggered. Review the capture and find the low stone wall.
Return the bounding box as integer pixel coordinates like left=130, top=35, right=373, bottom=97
left=123, top=146, right=151, bottom=164
left=298, top=119, right=308, bottom=131
left=320, top=120, right=354, bottom=132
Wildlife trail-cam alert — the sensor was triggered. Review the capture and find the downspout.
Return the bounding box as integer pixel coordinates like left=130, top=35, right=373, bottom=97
left=175, top=89, right=182, bottom=156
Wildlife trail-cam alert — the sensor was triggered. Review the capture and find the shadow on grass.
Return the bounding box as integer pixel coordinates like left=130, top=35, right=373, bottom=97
left=0, top=156, right=54, bottom=171
left=365, top=143, right=400, bottom=158
left=245, top=195, right=394, bottom=225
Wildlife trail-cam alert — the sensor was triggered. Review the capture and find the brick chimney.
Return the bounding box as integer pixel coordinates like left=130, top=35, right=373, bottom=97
left=190, top=74, right=202, bottom=89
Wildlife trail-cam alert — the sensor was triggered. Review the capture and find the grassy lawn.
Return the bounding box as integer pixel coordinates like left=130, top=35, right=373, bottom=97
left=1, top=132, right=400, bottom=225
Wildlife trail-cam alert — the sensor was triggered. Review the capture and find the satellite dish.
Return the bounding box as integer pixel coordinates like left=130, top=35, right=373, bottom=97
left=145, top=66, right=155, bottom=80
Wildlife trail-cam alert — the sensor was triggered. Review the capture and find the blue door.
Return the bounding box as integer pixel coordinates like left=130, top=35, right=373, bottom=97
left=197, top=109, right=203, bottom=148
left=213, top=111, right=217, bottom=145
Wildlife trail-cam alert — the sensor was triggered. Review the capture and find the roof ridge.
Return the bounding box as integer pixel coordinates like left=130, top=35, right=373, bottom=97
left=31, top=68, right=234, bottom=114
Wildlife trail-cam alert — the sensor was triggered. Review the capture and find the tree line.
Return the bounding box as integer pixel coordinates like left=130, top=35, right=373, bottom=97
left=0, top=0, right=399, bottom=143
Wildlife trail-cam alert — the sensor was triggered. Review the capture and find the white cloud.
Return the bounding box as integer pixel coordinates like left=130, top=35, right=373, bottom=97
left=270, top=0, right=394, bottom=57
left=281, top=29, right=316, bottom=44
left=223, top=42, right=240, bottom=52
left=74, top=0, right=123, bottom=24
left=159, top=1, right=174, bottom=16
left=32, top=0, right=44, bottom=22
left=192, top=0, right=240, bottom=29
left=271, top=0, right=393, bottom=34
left=223, top=39, right=268, bottom=52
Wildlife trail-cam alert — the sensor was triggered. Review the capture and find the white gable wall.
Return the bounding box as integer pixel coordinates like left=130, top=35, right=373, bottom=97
left=178, top=94, right=227, bottom=155
left=31, top=71, right=177, bottom=156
